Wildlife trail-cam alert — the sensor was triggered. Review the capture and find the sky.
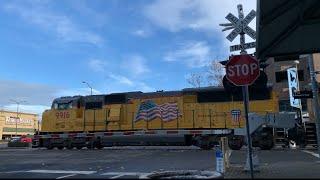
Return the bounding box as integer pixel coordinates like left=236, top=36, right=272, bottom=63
left=0, top=0, right=256, bottom=116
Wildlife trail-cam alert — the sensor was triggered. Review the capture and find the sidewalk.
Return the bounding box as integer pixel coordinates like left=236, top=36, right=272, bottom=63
left=222, top=148, right=320, bottom=178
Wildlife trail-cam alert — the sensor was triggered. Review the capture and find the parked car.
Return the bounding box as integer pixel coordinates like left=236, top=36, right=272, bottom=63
left=9, top=136, right=32, bottom=143
left=9, top=137, right=21, bottom=142
left=20, top=136, right=32, bottom=143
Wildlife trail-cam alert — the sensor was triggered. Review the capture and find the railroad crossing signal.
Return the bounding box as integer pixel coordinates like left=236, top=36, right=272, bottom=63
left=219, top=5, right=259, bottom=178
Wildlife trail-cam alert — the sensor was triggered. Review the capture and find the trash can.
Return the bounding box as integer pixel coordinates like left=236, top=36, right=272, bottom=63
left=139, top=170, right=223, bottom=179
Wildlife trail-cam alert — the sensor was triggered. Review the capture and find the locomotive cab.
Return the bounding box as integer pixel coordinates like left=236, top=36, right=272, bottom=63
left=41, top=96, right=84, bottom=133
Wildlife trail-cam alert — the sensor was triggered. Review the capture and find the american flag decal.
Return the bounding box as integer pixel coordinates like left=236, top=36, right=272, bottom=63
left=231, top=109, right=241, bottom=124
left=135, top=100, right=181, bottom=122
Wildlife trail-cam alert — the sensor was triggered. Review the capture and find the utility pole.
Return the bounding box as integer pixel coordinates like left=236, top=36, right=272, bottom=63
left=9, top=99, right=27, bottom=137
left=307, top=54, right=320, bottom=157
left=82, top=81, right=93, bottom=95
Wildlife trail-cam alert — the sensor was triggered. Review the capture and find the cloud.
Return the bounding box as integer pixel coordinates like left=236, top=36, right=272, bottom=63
left=3, top=1, right=103, bottom=45
left=164, top=41, right=211, bottom=68
left=144, top=0, right=196, bottom=32
left=55, top=88, right=101, bottom=97
left=0, top=79, right=58, bottom=116
left=132, top=29, right=152, bottom=38
left=88, top=59, right=107, bottom=72
left=107, top=73, right=134, bottom=86
left=144, top=0, right=256, bottom=33
left=68, top=0, right=108, bottom=28
left=136, top=82, right=155, bottom=92
left=0, top=79, right=103, bottom=116
left=122, top=55, right=150, bottom=76
left=2, top=104, right=50, bottom=116
left=106, top=73, right=155, bottom=93
left=0, top=79, right=57, bottom=106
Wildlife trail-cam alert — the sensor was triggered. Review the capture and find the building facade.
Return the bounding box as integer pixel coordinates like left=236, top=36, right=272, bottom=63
left=0, top=110, right=39, bottom=140
left=265, top=53, right=320, bottom=121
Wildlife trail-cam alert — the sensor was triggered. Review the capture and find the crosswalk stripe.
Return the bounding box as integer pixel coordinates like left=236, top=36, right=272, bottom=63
left=101, top=172, right=148, bottom=176
left=27, top=170, right=96, bottom=175
left=56, top=174, right=77, bottom=179
left=302, top=150, right=320, bottom=158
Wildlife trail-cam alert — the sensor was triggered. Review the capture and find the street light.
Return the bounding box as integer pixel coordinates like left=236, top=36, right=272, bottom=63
left=9, top=99, right=27, bottom=137
left=82, top=81, right=93, bottom=95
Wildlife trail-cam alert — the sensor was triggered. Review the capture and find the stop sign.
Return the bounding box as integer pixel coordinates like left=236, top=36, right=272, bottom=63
left=226, top=55, right=260, bottom=86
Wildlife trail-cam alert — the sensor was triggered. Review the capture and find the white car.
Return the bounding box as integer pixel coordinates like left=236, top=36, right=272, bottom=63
left=9, top=137, right=21, bottom=143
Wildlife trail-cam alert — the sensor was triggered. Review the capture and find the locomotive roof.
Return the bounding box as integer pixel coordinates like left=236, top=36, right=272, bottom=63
left=52, top=85, right=274, bottom=104
left=53, top=96, right=83, bottom=104
left=182, top=86, right=225, bottom=92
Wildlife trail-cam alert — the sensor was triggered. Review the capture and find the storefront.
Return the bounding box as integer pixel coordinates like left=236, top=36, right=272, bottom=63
left=0, top=110, right=39, bottom=140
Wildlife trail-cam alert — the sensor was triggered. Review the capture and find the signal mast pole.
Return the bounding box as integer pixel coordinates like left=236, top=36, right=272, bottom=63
left=238, top=5, right=254, bottom=179
left=220, top=4, right=257, bottom=179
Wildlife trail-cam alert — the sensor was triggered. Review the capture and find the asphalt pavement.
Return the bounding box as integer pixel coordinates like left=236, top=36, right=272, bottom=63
left=0, top=146, right=319, bottom=179
left=0, top=146, right=216, bottom=179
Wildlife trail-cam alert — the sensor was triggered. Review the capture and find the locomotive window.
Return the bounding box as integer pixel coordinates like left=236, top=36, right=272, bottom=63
left=57, top=102, right=73, bottom=110
left=53, top=103, right=58, bottom=109
left=197, top=91, right=232, bottom=102
left=105, top=94, right=126, bottom=104
left=197, top=88, right=272, bottom=103
left=85, top=102, right=103, bottom=109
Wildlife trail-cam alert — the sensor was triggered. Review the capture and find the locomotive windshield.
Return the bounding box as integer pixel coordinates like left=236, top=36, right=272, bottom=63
left=53, top=102, right=73, bottom=110
left=51, top=96, right=83, bottom=110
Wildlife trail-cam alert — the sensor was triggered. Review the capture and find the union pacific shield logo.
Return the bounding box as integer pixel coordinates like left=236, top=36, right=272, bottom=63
left=135, top=100, right=180, bottom=122
left=231, top=109, right=241, bottom=124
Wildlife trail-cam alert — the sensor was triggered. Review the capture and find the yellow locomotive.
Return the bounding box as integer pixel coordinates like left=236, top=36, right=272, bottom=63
left=35, top=86, right=280, bottom=150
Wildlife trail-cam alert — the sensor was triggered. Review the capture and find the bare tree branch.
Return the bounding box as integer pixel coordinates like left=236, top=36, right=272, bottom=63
left=206, top=60, right=225, bottom=87
left=187, top=73, right=204, bottom=88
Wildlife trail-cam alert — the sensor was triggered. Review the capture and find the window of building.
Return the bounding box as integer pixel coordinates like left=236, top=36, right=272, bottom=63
left=274, top=55, right=300, bottom=62
left=275, top=70, right=304, bottom=83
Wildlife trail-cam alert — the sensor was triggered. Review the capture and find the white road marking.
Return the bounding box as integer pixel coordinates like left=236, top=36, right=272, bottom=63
left=302, top=150, right=320, bottom=158
left=101, top=172, right=148, bottom=177
left=56, top=174, right=77, bottom=179
left=27, top=170, right=96, bottom=175
left=110, top=175, right=125, bottom=179
left=0, top=171, right=26, bottom=174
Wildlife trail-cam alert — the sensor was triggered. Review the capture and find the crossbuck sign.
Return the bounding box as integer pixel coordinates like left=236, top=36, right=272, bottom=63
left=220, top=5, right=256, bottom=52
left=225, top=9, right=256, bottom=41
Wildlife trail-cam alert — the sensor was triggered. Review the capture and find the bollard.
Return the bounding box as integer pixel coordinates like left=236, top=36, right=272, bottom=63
left=244, top=147, right=260, bottom=172
left=220, top=137, right=231, bottom=169
left=216, top=148, right=224, bottom=174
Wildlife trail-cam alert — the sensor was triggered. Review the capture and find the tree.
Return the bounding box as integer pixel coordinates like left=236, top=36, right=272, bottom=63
left=187, top=73, right=204, bottom=88
left=206, top=60, right=225, bottom=87
left=186, top=60, right=225, bottom=88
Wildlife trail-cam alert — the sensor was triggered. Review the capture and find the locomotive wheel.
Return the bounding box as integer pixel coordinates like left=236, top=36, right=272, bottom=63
left=198, top=136, right=214, bottom=150
left=228, top=135, right=243, bottom=150
left=200, top=145, right=213, bottom=150
left=95, top=142, right=104, bottom=150
left=57, top=146, right=64, bottom=150
left=45, top=141, right=54, bottom=150
left=66, top=143, right=74, bottom=150
left=86, top=143, right=94, bottom=150
left=46, top=145, right=54, bottom=150
left=76, top=146, right=83, bottom=150
left=259, top=134, right=274, bottom=150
